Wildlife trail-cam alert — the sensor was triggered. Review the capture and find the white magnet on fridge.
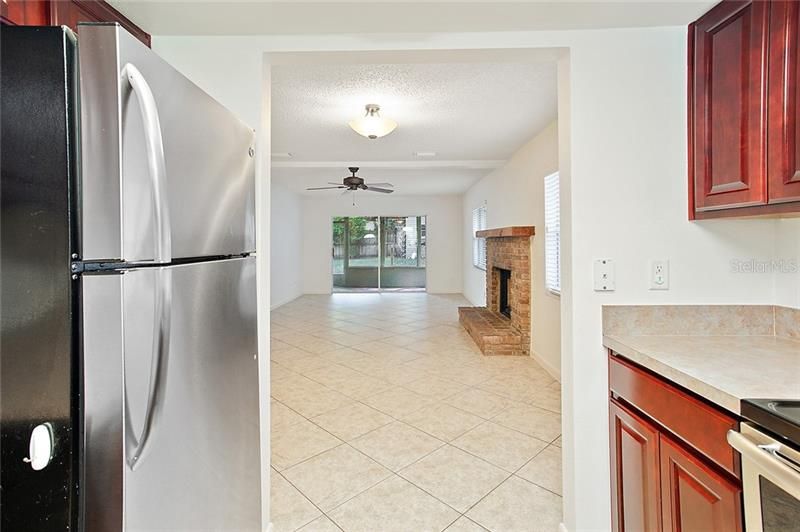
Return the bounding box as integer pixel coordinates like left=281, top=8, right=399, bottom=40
left=23, top=423, right=54, bottom=471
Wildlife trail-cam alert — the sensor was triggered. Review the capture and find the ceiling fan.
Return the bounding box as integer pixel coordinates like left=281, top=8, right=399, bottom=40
left=307, top=167, right=394, bottom=195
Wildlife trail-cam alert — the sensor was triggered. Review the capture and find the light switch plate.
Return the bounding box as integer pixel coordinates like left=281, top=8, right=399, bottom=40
left=649, top=259, right=670, bottom=290
left=593, top=259, right=615, bottom=291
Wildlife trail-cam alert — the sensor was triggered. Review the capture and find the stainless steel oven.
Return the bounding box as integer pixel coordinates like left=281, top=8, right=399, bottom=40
left=728, top=423, right=800, bottom=532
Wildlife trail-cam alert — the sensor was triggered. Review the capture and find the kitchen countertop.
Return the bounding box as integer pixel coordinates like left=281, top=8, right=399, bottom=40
left=603, top=333, right=800, bottom=415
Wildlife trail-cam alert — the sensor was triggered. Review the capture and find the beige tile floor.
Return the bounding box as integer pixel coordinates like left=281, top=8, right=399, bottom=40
left=270, top=293, right=563, bottom=532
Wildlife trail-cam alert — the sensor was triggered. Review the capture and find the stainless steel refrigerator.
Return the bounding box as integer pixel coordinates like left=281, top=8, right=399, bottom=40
left=1, top=24, right=261, bottom=531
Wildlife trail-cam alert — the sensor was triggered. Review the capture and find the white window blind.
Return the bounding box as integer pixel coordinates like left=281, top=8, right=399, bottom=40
left=544, top=172, right=561, bottom=294
left=472, top=205, right=487, bottom=270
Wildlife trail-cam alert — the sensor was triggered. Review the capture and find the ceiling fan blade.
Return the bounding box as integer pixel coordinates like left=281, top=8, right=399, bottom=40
left=365, top=186, right=394, bottom=194
left=328, top=182, right=344, bottom=185
left=307, top=186, right=345, bottom=190
left=367, top=182, right=394, bottom=187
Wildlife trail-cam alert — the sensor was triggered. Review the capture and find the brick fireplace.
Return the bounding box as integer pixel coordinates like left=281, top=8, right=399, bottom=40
left=459, top=226, right=534, bottom=356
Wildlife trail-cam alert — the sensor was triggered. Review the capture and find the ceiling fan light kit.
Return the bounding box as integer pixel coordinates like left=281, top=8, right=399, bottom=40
left=306, top=167, right=394, bottom=205
left=349, top=104, right=397, bottom=139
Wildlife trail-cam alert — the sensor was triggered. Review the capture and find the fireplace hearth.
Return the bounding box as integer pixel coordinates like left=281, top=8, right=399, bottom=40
left=458, top=226, right=534, bottom=356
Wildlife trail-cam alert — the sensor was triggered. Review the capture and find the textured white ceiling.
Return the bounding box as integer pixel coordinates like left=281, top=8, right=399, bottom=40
left=271, top=59, right=556, bottom=194
left=111, top=1, right=716, bottom=36
left=272, top=61, right=556, bottom=162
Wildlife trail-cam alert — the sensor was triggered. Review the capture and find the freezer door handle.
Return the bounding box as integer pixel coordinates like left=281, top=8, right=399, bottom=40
left=122, top=63, right=172, bottom=263
left=125, top=268, right=172, bottom=470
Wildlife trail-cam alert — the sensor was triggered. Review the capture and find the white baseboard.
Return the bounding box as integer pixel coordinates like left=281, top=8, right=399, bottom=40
left=558, top=523, right=568, bottom=532
left=270, top=292, right=301, bottom=310
left=427, top=291, right=466, bottom=296
left=531, top=348, right=561, bottom=381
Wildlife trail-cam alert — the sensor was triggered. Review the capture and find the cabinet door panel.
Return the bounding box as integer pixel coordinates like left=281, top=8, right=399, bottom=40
left=767, top=0, right=800, bottom=203
left=1, top=0, right=49, bottom=25
left=691, top=0, right=769, bottom=211
left=660, top=435, right=742, bottom=532
left=610, top=400, right=662, bottom=532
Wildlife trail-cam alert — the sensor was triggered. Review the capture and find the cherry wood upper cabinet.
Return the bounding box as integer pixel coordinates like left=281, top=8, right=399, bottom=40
left=51, top=0, right=149, bottom=47
left=689, top=0, right=769, bottom=215
left=1, top=0, right=150, bottom=47
left=1, top=0, right=49, bottom=25
left=689, top=0, right=800, bottom=219
left=660, top=435, right=743, bottom=532
left=610, top=400, right=663, bottom=532
left=767, top=0, right=800, bottom=203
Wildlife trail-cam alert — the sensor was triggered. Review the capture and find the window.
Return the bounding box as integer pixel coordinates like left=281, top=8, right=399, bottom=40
left=472, top=205, right=487, bottom=270
left=544, top=172, right=561, bottom=294
left=348, top=217, right=379, bottom=267
left=382, top=216, right=426, bottom=267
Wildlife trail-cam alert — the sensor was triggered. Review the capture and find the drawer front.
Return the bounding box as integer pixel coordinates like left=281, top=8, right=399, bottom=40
left=609, top=353, right=740, bottom=479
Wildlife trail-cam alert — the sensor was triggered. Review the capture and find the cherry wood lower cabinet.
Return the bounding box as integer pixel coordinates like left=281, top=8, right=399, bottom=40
left=660, top=436, right=743, bottom=532
left=609, top=354, right=743, bottom=532
left=610, top=401, right=663, bottom=532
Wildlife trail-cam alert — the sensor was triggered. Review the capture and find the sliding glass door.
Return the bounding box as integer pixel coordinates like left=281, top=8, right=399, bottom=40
left=332, top=216, right=426, bottom=291
left=332, top=216, right=379, bottom=289
left=380, top=216, right=426, bottom=288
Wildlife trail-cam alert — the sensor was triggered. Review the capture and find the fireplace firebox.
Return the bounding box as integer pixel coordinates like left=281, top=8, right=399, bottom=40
left=498, top=268, right=511, bottom=318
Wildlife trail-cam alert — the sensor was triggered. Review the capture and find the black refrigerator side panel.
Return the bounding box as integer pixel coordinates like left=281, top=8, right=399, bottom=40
left=0, top=27, right=79, bottom=531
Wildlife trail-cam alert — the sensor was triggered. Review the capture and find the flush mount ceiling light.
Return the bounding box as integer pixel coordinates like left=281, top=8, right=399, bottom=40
left=348, top=104, right=397, bottom=139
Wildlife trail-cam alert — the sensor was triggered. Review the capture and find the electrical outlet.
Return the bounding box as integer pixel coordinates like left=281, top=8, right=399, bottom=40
left=593, top=259, right=616, bottom=291
left=649, top=259, right=669, bottom=290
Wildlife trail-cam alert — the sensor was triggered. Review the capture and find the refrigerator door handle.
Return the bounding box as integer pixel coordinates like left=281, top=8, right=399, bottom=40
left=121, top=63, right=172, bottom=263
left=125, top=267, right=172, bottom=470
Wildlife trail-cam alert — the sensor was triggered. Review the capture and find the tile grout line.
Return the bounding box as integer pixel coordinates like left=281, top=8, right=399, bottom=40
left=270, top=295, right=562, bottom=532
left=275, top=398, right=462, bottom=519
left=273, top=365, right=560, bottom=474
left=455, top=440, right=564, bottom=526
left=393, top=441, right=516, bottom=515
left=272, top=468, right=341, bottom=532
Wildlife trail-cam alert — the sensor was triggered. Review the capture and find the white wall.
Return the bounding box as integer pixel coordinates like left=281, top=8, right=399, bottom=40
left=775, top=219, right=800, bottom=309
left=301, top=194, right=463, bottom=294
left=154, top=30, right=790, bottom=531
left=561, top=30, right=779, bottom=530
left=463, top=121, right=561, bottom=379
left=270, top=181, right=304, bottom=308
left=152, top=38, right=263, bottom=128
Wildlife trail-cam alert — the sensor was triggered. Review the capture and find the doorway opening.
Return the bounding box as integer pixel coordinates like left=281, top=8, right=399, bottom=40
left=266, top=46, right=567, bottom=532
left=332, top=215, right=426, bottom=292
